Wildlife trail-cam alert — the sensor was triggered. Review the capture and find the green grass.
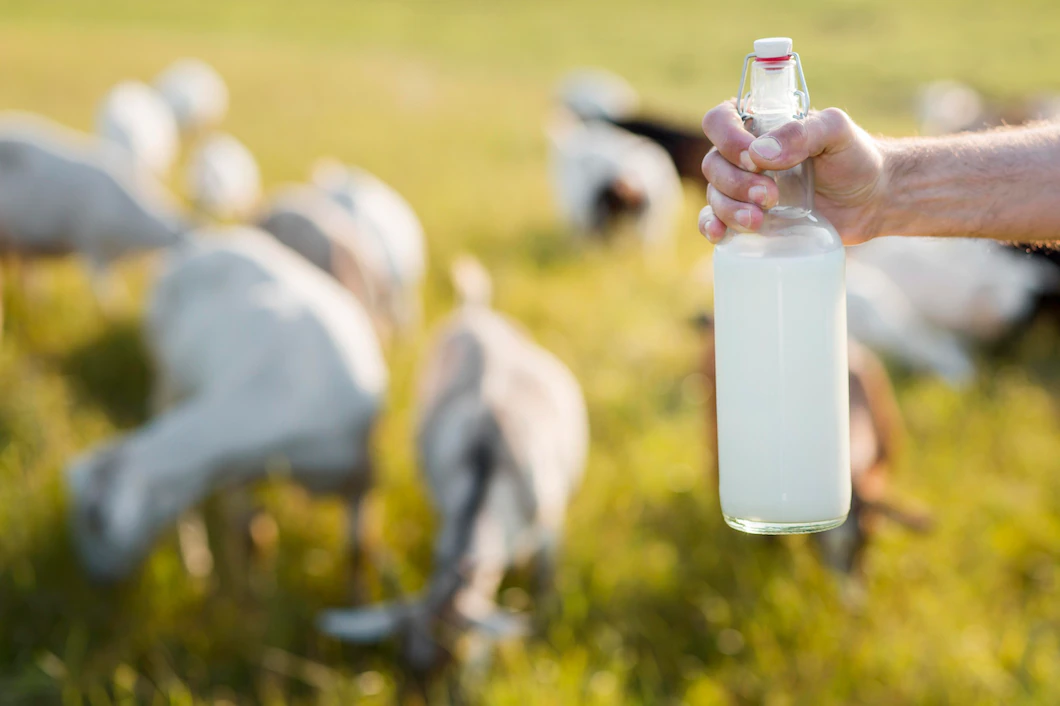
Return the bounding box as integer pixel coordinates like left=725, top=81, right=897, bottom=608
left=1, top=1, right=1060, bottom=703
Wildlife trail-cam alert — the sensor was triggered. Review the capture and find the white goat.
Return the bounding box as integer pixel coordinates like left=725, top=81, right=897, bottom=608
left=0, top=112, right=187, bottom=268
left=256, top=184, right=402, bottom=339
left=547, top=112, right=683, bottom=247
left=67, top=228, right=387, bottom=581
left=558, top=68, right=640, bottom=123
left=312, top=159, right=427, bottom=329
left=845, top=258, right=975, bottom=386
left=312, top=162, right=425, bottom=276
left=154, top=58, right=230, bottom=135
left=319, top=256, right=588, bottom=674
left=849, top=236, right=1060, bottom=343
left=95, top=81, right=180, bottom=178
left=185, top=132, right=262, bottom=221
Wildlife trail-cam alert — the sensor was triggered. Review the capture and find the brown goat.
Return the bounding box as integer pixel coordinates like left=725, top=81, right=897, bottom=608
left=694, top=313, right=931, bottom=573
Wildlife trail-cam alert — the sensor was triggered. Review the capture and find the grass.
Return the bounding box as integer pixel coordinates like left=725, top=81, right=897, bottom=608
left=0, top=0, right=1059, bottom=703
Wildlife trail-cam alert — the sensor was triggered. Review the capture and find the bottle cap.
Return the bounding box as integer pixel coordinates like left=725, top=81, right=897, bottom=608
left=753, top=37, right=793, bottom=60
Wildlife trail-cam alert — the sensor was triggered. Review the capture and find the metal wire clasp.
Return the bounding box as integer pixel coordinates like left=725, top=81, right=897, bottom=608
left=735, top=52, right=811, bottom=122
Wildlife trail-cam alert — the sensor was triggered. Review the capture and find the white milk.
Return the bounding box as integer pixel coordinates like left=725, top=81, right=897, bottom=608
left=713, top=239, right=851, bottom=532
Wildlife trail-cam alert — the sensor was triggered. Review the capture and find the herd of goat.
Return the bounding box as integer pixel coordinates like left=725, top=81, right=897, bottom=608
left=2, top=58, right=1059, bottom=675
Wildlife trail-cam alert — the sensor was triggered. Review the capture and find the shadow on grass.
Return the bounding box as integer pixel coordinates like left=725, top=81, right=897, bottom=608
left=540, top=489, right=807, bottom=703
left=0, top=498, right=140, bottom=703
left=59, top=321, right=152, bottom=430
left=467, top=224, right=581, bottom=272
left=516, top=226, right=582, bottom=270
left=1006, top=318, right=1060, bottom=393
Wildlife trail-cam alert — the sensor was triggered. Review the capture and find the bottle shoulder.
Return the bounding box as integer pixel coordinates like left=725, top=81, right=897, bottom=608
left=713, top=211, right=843, bottom=259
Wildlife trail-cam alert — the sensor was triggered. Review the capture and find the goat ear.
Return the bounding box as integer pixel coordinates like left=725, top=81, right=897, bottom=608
left=466, top=609, right=530, bottom=640
left=316, top=603, right=410, bottom=643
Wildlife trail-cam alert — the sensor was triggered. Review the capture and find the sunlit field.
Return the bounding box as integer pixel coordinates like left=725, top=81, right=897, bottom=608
left=1, top=1, right=1059, bottom=703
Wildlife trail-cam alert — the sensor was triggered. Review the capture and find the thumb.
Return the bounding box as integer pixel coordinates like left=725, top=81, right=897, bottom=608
left=747, top=107, right=855, bottom=171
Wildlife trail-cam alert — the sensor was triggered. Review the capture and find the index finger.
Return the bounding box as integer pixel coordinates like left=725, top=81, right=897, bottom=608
left=701, top=99, right=758, bottom=174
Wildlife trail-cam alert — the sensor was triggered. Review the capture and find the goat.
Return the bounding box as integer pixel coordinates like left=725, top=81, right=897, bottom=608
left=154, top=58, right=230, bottom=135
left=185, top=132, right=262, bottom=221
left=95, top=80, right=180, bottom=178
left=849, top=236, right=1060, bottom=346
left=311, top=159, right=426, bottom=330
left=256, top=184, right=403, bottom=340
left=557, top=68, right=641, bottom=122
left=558, top=68, right=712, bottom=184
left=845, top=257, right=976, bottom=386
left=815, top=341, right=932, bottom=574
left=912, top=84, right=1060, bottom=340
left=0, top=112, right=187, bottom=270
left=318, top=256, right=588, bottom=676
left=67, top=228, right=387, bottom=581
left=547, top=111, right=683, bottom=247
left=694, top=314, right=930, bottom=574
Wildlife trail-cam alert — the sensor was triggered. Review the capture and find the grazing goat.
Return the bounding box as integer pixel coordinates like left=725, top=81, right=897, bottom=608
left=319, top=256, right=588, bottom=676
left=912, top=84, right=1060, bottom=340
left=845, top=257, right=976, bottom=386
left=849, top=237, right=1060, bottom=345
left=256, top=184, right=402, bottom=339
left=95, top=80, right=180, bottom=177
left=185, top=132, right=262, bottom=221
left=547, top=112, right=683, bottom=247
left=695, top=314, right=930, bottom=574
left=558, top=68, right=712, bottom=184
left=312, top=159, right=427, bottom=330
left=814, top=342, right=932, bottom=574
left=67, top=228, right=387, bottom=581
left=0, top=112, right=187, bottom=268
left=557, top=69, right=640, bottom=122
left=154, top=58, right=230, bottom=135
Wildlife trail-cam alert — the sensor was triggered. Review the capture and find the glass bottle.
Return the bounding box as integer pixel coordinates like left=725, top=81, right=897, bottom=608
left=712, top=37, right=851, bottom=534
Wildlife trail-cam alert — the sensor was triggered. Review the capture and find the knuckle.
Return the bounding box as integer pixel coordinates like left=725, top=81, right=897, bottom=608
left=703, top=149, right=734, bottom=184
left=717, top=131, right=748, bottom=158
left=704, top=107, right=752, bottom=158
left=707, top=186, right=733, bottom=215
left=701, top=148, right=719, bottom=178
left=702, top=100, right=737, bottom=132
left=702, top=106, right=724, bottom=135
left=778, top=120, right=808, bottom=144
left=819, top=107, right=854, bottom=137
left=820, top=106, right=850, bottom=124
left=723, top=168, right=753, bottom=196
left=707, top=185, right=722, bottom=208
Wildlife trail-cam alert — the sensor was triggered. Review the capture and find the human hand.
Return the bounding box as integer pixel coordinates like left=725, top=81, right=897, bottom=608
left=697, top=99, right=888, bottom=245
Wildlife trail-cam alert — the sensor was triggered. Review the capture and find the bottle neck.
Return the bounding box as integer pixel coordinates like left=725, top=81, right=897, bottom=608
left=748, top=59, right=814, bottom=216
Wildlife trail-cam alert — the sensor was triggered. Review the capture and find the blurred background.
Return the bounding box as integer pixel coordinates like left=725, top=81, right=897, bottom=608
left=1, top=0, right=1059, bottom=703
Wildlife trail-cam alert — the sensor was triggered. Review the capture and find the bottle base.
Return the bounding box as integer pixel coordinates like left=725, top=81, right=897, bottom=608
left=724, top=514, right=847, bottom=535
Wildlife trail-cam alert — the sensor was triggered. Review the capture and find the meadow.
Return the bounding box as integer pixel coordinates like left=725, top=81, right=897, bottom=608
left=1, top=0, right=1059, bottom=703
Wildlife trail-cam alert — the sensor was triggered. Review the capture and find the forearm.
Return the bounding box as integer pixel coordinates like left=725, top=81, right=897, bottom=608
left=878, top=124, right=1060, bottom=241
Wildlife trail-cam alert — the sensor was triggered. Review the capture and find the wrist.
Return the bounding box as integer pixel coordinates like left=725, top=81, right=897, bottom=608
left=874, top=138, right=920, bottom=238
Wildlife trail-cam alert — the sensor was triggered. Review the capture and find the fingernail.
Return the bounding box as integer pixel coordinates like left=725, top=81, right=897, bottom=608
left=739, top=150, right=758, bottom=172
left=698, top=206, right=715, bottom=237
left=748, top=185, right=769, bottom=207
left=751, top=136, right=782, bottom=160
left=735, top=209, right=753, bottom=230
